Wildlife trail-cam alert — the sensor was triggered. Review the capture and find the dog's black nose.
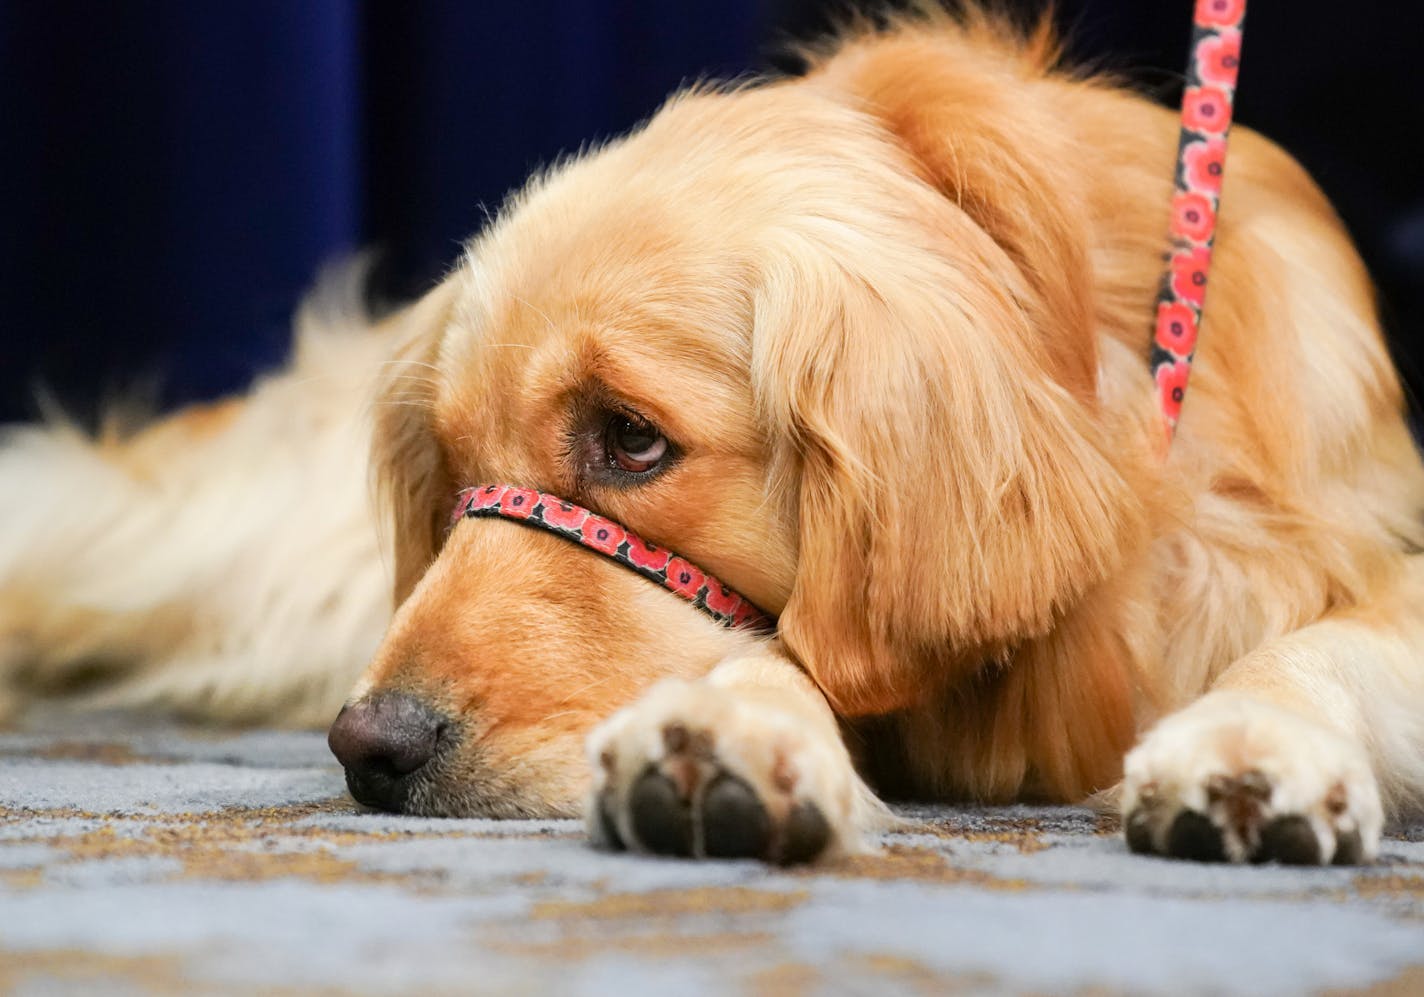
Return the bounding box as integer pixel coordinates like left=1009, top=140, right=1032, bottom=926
left=328, top=692, right=445, bottom=811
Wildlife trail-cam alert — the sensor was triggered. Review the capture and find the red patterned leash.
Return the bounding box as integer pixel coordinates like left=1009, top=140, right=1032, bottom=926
left=449, top=484, right=777, bottom=632
left=1151, top=0, right=1246, bottom=438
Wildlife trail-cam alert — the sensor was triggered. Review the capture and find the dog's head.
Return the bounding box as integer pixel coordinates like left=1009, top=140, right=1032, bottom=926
left=329, top=23, right=1139, bottom=816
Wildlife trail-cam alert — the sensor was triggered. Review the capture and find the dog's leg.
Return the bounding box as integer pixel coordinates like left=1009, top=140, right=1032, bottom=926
left=1122, top=555, right=1424, bottom=864
left=586, top=644, right=888, bottom=863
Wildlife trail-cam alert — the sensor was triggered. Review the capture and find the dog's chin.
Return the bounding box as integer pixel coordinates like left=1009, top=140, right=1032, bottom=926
left=344, top=752, right=586, bottom=819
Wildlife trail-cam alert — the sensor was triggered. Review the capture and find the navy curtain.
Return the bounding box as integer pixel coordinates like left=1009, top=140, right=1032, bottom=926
left=2, top=2, right=1420, bottom=424
left=0, top=2, right=766, bottom=421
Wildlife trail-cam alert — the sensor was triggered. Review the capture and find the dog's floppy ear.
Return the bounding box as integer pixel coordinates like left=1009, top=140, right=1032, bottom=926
left=758, top=31, right=1143, bottom=716
left=807, top=17, right=1108, bottom=399
left=370, top=281, right=458, bottom=606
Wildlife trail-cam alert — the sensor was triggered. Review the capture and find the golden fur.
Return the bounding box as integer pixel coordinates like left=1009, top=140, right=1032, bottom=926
left=4, top=11, right=1422, bottom=861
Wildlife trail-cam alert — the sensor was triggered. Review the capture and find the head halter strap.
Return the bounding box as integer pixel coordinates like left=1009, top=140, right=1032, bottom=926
left=449, top=484, right=776, bottom=633
left=1150, top=0, right=1246, bottom=439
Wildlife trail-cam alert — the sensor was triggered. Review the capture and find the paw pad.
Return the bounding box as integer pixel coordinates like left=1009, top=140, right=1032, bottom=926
left=608, top=760, right=830, bottom=864
left=589, top=692, right=840, bottom=865
left=1122, top=697, right=1383, bottom=866
left=1125, top=768, right=1373, bottom=865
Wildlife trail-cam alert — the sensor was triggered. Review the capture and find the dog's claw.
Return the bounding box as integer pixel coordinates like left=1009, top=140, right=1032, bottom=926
left=1166, top=810, right=1226, bottom=862
left=1257, top=815, right=1320, bottom=865
left=702, top=773, right=772, bottom=858
left=777, top=801, right=832, bottom=865
left=629, top=768, right=694, bottom=856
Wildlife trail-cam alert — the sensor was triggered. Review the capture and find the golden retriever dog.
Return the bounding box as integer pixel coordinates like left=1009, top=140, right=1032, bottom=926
left=4, top=9, right=1423, bottom=866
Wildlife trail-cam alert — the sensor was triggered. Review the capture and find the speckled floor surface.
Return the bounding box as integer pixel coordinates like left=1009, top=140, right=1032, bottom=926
left=1, top=717, right=1422, bottom=995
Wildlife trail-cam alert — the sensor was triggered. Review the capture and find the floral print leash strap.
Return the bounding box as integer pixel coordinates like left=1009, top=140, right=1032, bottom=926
left=1151, top=0, right=1246, bottom=438
left=449, top=484, right=777, bottom=633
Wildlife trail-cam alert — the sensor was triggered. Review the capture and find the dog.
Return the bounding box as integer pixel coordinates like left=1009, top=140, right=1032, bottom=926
left=4, top=9, right=1423, bottom=866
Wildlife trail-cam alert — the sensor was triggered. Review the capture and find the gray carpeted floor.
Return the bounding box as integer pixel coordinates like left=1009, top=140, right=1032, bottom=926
left=2, top=716, right=1422, bottom=995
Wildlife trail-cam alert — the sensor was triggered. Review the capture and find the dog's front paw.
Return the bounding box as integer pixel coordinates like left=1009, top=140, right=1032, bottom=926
left=585, top=679, right=866, bottom=864
left=1122, top=693, right=1382, bottom=865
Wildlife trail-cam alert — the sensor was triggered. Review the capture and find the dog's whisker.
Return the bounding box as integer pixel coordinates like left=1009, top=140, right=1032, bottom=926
left=511, top=295, right=558, bottom=338
left=555, top=674, right=619, bottom=707
left=377, top=359, right=444, bottom=373
left=378, top=375, right=437, bottom=390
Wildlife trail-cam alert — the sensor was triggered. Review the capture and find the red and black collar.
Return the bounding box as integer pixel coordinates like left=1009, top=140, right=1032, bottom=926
left=450, top=484, right=776, bottom=633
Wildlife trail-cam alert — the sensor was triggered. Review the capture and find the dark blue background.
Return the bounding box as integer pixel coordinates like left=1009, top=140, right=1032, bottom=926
left=2, top=2, right=1420, bottom=423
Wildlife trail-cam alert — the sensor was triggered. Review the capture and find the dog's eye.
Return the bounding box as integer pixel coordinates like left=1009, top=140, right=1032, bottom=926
left=606, top=415, right=668, bottom=474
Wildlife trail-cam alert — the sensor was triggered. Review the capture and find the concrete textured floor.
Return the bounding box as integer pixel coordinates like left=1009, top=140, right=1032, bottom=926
left=1, top=717, right=1422, bottom=995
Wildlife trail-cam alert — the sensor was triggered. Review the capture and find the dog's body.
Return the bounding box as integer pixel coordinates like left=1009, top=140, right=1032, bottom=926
left=4, top=13, right=1423, bottom=865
